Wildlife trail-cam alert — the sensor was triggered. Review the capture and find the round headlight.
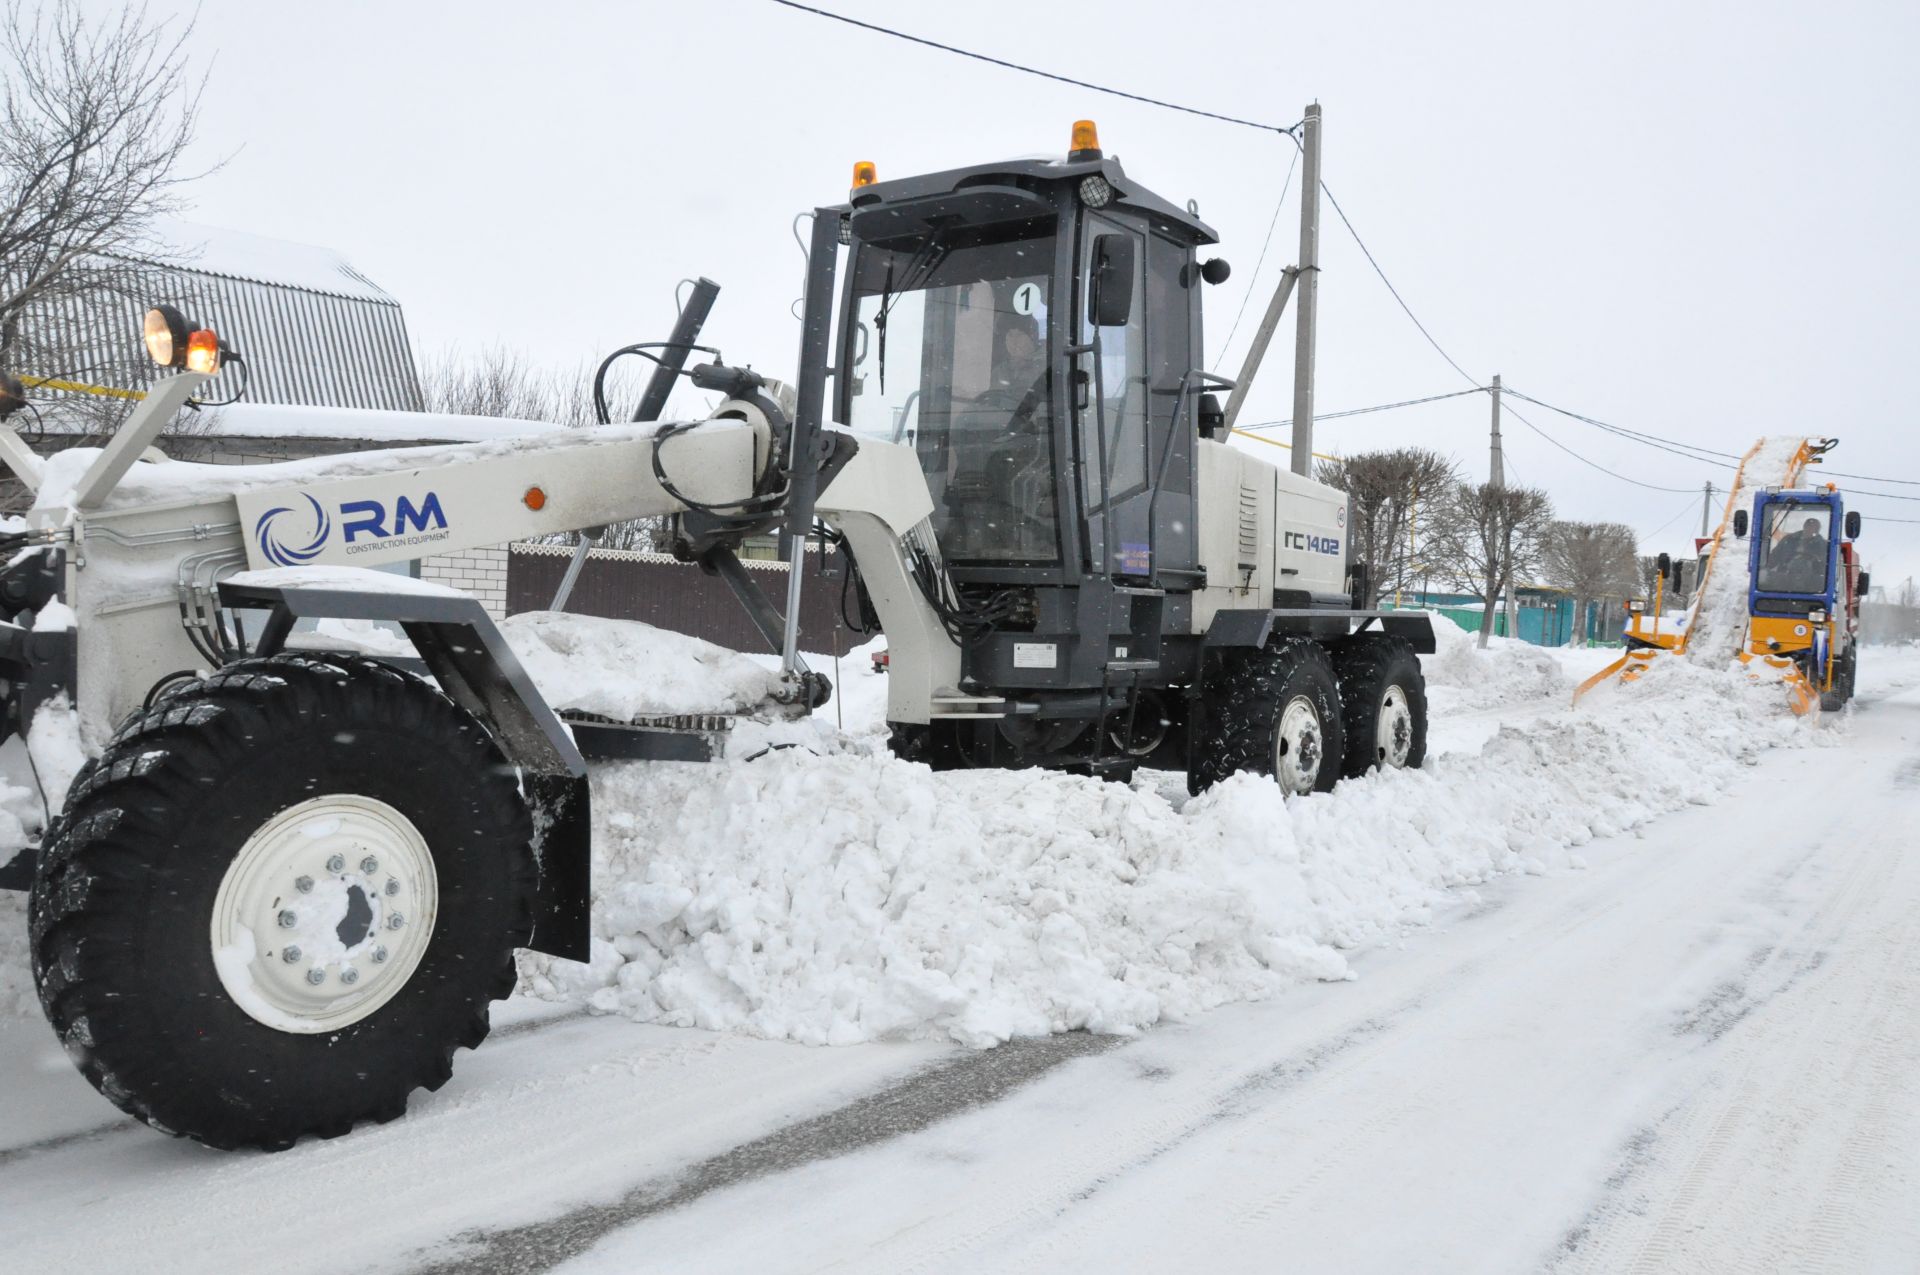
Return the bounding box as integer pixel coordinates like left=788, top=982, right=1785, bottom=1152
left=1079, top=174, right=1113, bottom=209
left=143, top=304, right=190, bottom=368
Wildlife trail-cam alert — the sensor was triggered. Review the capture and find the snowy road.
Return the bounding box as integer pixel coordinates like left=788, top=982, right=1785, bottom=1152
left=3, top=656, right=1918, bottom=1272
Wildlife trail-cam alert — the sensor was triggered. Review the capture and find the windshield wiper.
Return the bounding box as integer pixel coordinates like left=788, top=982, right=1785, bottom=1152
left=874, top=232, right=948, bottom=397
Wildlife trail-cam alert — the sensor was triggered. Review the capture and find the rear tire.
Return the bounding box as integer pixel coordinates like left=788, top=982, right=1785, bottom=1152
left=1188, top=638, right=1345, bottom=797
left=1331, top=635, right=1428, bottom=778
left=28, top=654, right=534, bottom=1151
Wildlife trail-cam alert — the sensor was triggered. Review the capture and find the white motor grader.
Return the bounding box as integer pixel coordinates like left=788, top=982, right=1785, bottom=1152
left=0, top=123, right=1432, bottom=1149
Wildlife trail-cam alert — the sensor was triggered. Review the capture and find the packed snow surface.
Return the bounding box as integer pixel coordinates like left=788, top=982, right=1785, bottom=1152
left=523, top=619, right=1829, bottom=1048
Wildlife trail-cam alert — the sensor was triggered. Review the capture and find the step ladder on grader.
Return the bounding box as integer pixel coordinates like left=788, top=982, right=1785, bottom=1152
left=1573, top=436, right=1866, bottom=715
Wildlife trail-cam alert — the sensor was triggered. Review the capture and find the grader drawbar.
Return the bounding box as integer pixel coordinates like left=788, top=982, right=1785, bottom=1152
left=0, top=123, right=1433, bottom=1149
left=1573, top=436, right=1865, bottom=714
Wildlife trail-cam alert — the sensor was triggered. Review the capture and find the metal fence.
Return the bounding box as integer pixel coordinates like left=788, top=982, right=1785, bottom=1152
left=507, top=543, right=868, bottom=656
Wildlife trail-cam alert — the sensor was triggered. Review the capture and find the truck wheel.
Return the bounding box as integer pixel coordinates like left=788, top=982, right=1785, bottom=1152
left=28, top=654, right=534, bottom=1151
left=1820, top=645, right=1858, bottom=711
left=1188, top=637, right=1346, bottom=797
left=1331, top=635, right=1428, bottom=777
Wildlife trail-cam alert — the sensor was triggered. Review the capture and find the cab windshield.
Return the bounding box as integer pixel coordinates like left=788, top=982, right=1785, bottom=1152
left=1756, top=502, right=1833, bottom=595
left=843, top=224, right=1059, bottom=563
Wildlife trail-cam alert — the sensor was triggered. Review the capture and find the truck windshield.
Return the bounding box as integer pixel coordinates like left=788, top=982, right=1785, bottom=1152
left=1756, top=502, right=1833, bottom=595
left=844, top=224, right=1059, bottom=563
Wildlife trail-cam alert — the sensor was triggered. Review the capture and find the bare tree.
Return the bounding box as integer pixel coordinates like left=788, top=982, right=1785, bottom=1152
left=421, top=345, right=671, bottom=551
left=1315, top=447, right=1455, bottom=606
left=1542, top=521, right=1640, bottom=647
left=1427, top=480, right=1554, bottom=648
left=0, top=1, right=208, bottom=387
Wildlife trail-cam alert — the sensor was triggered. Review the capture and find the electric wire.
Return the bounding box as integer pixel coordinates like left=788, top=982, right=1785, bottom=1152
left=1213, top=143, right=1300, bottom=372
left=1236, top=386, right=1485, bottom=431
left=766, top=2, right=1299, bottom=136
left=1502, top=402, right=1696, bottom=493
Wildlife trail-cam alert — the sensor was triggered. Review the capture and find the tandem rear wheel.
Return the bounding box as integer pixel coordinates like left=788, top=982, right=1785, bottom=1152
left=28, top=654, right=536, bottom=1151
left=1188, top=634, right=1427, bottom=796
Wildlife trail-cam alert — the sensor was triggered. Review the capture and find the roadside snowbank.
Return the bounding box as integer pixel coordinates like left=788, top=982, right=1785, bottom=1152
left=522, top=652, right=1827, bottom=1048
left=1411, top=610, right=1574, bottom=712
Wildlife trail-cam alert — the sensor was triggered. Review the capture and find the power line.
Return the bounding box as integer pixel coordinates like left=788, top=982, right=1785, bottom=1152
left=1503, top=388, right=1741, bottom=466
left=766, top=2, right=1299, bottom=136
left=1643, top=495, right=1702, bottom=540
left=1502, top=402, right=1696, bottom=493
left=1237, top=386, right=1485, bottom=431
left=1213, top=143, right=1300, bottom=371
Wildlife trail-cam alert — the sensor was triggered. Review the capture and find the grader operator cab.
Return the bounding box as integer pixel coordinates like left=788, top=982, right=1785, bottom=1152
left=0, top=123, right=1433, bottom=1150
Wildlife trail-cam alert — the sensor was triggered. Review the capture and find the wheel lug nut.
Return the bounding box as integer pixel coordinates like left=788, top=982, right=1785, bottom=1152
left=340, top=967, right=360, bottom=985
left=305, top=968, right=326, bottom=986
left=326, top=854, right=346, bottom=873
left=387, top=912, right=405, bottom=930
left=384, top=879, right=400, bottom=896
left=282, top=946, right=302, bottom=963
left=277, top=909, right=297, bottom=928
left=372, top=946, right=388, bottom=964
left=295, top=876, right=314, bottom=893
left=360, top=856, right=379, bottom=875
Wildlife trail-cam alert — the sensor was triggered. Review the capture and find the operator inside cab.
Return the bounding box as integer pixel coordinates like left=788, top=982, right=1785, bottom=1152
left=1758, top=508, right=1832, bottom=595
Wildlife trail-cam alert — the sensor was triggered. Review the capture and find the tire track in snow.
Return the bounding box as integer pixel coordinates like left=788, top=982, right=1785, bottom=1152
left=405, top=1031, right=1124, bottom=1275
left=1548, top=780, right=1919, bottom=1275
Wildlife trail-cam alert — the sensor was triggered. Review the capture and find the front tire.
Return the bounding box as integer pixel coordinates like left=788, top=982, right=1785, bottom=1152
left=1188, top=638, right=1346, bottom=797
left=29, top=654, right=535, bottom=1150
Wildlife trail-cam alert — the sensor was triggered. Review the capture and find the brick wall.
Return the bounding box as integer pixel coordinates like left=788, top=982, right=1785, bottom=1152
left=421, top=546, right=511, bottom=617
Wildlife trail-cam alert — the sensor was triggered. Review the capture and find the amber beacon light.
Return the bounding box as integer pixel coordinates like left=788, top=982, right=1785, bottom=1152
left=851, top=160, right=878, bottom=188
left=1068, top=119, right=1102, bottom=161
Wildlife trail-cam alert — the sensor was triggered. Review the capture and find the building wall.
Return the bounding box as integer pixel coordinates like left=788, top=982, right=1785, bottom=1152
left=421, top=546, right=510, bottom=618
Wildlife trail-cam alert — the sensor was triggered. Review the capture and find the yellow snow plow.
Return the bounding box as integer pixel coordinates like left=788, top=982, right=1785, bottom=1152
left=1573, top=436, right=1862, bottom=715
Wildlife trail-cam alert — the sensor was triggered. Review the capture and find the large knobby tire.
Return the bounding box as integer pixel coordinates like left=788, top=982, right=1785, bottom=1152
left=28, top=654, right=535, bottom=1151
left=1331, top=635, right=1429, bottom=778
left=1188, top=637, right=1346, bottom=797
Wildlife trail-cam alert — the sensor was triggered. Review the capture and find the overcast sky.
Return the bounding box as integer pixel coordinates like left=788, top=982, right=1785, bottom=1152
left=116, top=0, right=1920, bottom=585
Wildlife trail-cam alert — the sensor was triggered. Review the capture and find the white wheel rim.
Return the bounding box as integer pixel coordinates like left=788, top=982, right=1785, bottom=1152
left=1376, top=685, right=1415, bottom=768
left=210, top=795, right=438, bottom=1034
left=1273, top=695, right=1325, bottom=795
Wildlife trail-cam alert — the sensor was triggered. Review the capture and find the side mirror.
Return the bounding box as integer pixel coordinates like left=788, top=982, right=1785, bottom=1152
left=1090, top=233, right=1136, bottom=328
left=1197, top=392, right=1224, bottom=439
left=1857, top=570, right=1870, bottom=595
left=1732, top=509, right=1749, bottom=538
left=1657, top=551, right=1672, bottom=580
left=1845, top=510, right=1861, bottom=539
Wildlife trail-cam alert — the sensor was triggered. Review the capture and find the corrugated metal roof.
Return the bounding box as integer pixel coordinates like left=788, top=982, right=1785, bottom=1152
left=7, top=222, right=424, bottom=413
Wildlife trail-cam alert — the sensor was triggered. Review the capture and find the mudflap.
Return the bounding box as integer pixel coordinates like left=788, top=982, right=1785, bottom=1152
left=523, top=772, right=593, bottom=962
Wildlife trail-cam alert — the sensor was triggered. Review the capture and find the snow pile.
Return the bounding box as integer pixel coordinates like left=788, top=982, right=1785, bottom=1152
left=522, top=653, right=1826, bottom=1049
left=501, top=611, right=791, bottom=720
left=1685, top=435, right=1805, bottom=666
left=1416, top=611, right=1573, bottom=711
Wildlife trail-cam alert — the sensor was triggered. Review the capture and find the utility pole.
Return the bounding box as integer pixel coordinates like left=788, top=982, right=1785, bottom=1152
left=1289, top=103, right=1322, bottom=478
left=1489, top=374, right=1518, bottom=639
left=1701, top=480, right=1714, bottom=539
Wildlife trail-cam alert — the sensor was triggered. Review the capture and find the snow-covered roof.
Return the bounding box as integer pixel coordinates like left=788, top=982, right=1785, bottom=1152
left=145, top=218, right=396, bottom=304
left=197, top=403, right=564, bottom=444
left=27, top=401, right=564, bottom=445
